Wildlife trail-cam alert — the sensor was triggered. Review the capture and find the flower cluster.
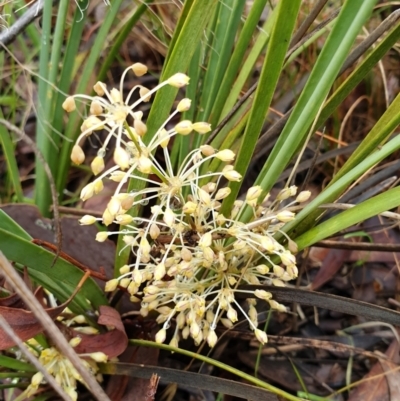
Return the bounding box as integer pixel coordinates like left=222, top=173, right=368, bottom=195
left=20, top=337, right=106, bottom=400
left=64, top=63, right=310, bottom=348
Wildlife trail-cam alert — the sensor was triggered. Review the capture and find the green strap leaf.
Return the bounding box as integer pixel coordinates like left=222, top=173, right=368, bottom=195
left=221, top=0, right=302, bottom=216
left=0, top=211, right=108, bottom=312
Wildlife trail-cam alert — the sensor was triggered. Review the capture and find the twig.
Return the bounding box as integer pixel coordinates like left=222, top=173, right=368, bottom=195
left=314, top=240, right=400, bottom=252
left=0, top=0, right=45, bottom=47
left=0, top=118, right=62, bottom=266
left=0, top=252, right=111, bottom=401
left=0, top=314, right=71, bottom=401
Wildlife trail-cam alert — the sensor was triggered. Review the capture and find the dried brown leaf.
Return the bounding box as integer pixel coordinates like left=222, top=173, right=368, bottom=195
left=73, top=305, right=128, bottom=358
left=348, top=339, right=400, bottom=401
left=0, top=288, right=69, bottom=350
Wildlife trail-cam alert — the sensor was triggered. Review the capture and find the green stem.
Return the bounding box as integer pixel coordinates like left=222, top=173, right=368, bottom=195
left=129, top=339, right=304, bottom=401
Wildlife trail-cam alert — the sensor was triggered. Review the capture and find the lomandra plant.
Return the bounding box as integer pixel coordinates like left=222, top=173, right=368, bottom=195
left=1, top=0, right=400, bottom=400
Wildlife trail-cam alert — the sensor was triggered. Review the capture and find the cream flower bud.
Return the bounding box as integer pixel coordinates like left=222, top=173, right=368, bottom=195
left=80, top=183, right=95, bottom=201
left=89, top=352, right=108, bottom=363
left=259, top=236, right=275, bottom=252
left=102, top=208, right=114, bottom=226
left=193, top=122, right=211, bottom=134
left=93, top=179, right=104, bottom=194
left=69, top=337, right=82, bottom=347
left=276, top=210, right=295, bottom=222
left=177, top=98, right=191, bottom=112
left=139, top=86, right=151, bottom=102
left=198, top=188, right=211, bottom=206
left=215, top=187, right=231, bottom=200
left=119, top=277, right=131, bottom=288
left=79, top=215, right=97, bottom=225
left=220, top=318, right=233, bottom=329
left=248, top=305, right=258, bottom=326
left=109, top=171, right=125, bottom=182
left=269, top=299, right=287, bottom=312
left=119, top=265, right=130, bottom=274
left=107, top=197, right=122, bottom=216
left=115, top=214, right=134, bottom=225
left=227, top=307, right=238, bottom=323
left=132, top=62, right=148, bottom=76
left=175, top=120, right=193, bottom=135
left=181, top=326, right=190, bottom=339
left=216, top=149, right=235, bottom=162
left=288, top=238, right=298, bottom=253
left=280, top=251, right=296, bottom=266
left=183, top=201, right=197, bottom=214
left=246, top=186, right=262, bottom=207
left=169, top=337, right=179, bottom=348
left=132, top=269, right=143, bottom=285
left=155, top=328, right=167, bottom=344
left=206, top=329, right=218, bottom=347
left=137, top=155, right=152, bottom=174
left=254, top=329, right=268, bottom=344
left=273, top=265, right=285, bottom=277
left=203, top=247, right=215, bottom=263
left=199, top=232, right=212, bottom=248
left=31, top=372, right=44, bottom=386
left=190, top=322, right=201, bottom=338
left=154, top=263, right=166, bottom=280
left=123, top=235, right=135, bottom=247
left=149, top=223, right=160, bottom=239
left=134, top=119, right=147, bottom=137
left=110, top=88, right=122, bottom=103
left=255, top=264, right=269, bottom=274
left=91, top=156, right=105, bottom=175
left=90, top=100, right=103, bottom=115
left=83, top=115, right=103, bottom=131
left=277, top=185, right=297, bottom=201
left=93, top=81, right=106, bottom=96
left=286, top=264, right=298, bottom=279
left=62, top=96, right=76, bottom=112
left=105, top=278, right=118, bottom=291
left=181, top=247, right=192, bottom=262
left=71, top=145, right=85, bottom=165
left=168, top=73, right=190, bottom=88
left=202, top=182, right=216, bottom=193
left=120, top=195, right=135, bottom=210
left=114, top=147, right=130, bottom=170
left=163, top=208, right=175, bottom=226
left=200, top=145, right=215, bottom=156
left=144, top=285, right=160, bottom=295
left=194, top=331, right=203, bottom=345
left=96, top=231, right=109, bottom=242
left=158, top=128, right=170, bottom=148
left=254, top=289, right=272, bottom=300
left=140, top=237, right=151, bottom=258
left=296, top=190, right=311, bottom=203
left=222, top=166, right=242, bottom=182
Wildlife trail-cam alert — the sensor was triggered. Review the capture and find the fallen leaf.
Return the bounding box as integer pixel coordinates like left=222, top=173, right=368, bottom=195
left=1, top=204, right=115, bottom=279
left=73, top=305, right=128, bottom=358
left=0, top=288, right=69, bottom=350
left=347, top=339, right=400, bottom=401
left=311, top=247, right=352, bottom=290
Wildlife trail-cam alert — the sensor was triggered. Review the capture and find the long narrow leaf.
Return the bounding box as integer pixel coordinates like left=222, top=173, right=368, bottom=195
left=281, top=133, right=400, bottom=237
left=210, top=0, right=269, bottom=127
left=220, top=0, right=301, bottom=216
left=295, top=186, right=400, bottom=251
left=0, top=211, right=108, bottom=312
left=241, top=0, right=378, bottom=223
